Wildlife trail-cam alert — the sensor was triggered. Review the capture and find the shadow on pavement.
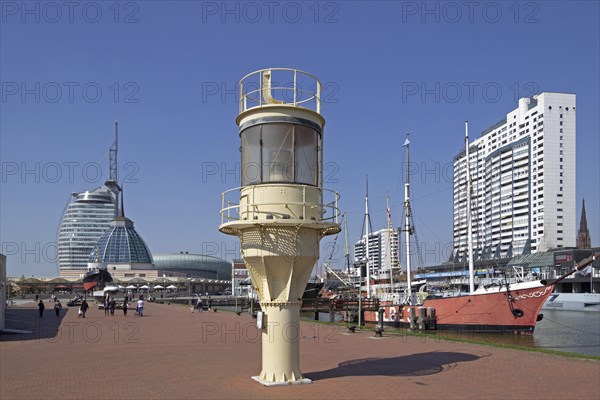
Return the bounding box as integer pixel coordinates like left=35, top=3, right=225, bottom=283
left=1, top=306, right=68, bottom=342
left=306, top=351, right=481, bottom=380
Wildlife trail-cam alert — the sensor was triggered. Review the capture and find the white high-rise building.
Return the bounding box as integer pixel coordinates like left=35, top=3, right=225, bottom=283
left=354, top=228, right=400, bottom=276
left=453, top=92, right=576, bottom=260
left=57, top=185, right=118, bottom=277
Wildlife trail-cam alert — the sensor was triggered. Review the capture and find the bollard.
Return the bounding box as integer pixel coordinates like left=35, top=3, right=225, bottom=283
left=427, top=307, right=437, bottom=330
left=409, top=307, right=417, bottom=330
left=378, top=308, right=385, bottom=330
left=418, top=307, right=427, bottom=330
left=374, top=326, right=384, bottom=337
left=348, top=325, right=356, bottom=333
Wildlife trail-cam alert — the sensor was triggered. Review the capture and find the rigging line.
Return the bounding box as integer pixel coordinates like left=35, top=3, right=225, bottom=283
left=394, top=152, right=407, bottom=207
left=326, top=214, right=342, bottom=263
left=410, top=142, right=444, bottom=163
left=409, top=206, right=425, bottom=269
left=413, top=212, right=446, bottom=245
left=387, top=185, right=453, bottom=211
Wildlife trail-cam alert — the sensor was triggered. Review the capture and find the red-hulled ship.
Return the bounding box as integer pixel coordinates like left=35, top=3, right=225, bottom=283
left=360, top=125, right=594, bottom=334
left=368, top=256, right=595, bottom=333
left=371, top=281, right=554, bottom=334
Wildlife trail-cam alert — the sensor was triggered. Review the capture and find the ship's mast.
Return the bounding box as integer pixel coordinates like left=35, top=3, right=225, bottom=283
left=403, top=134, right=412, bottom=303
left=344, top=212, right=351, bottom=275
left=465, top=121, right=475, bottom=294
left=364, top=176, right=372, bottom=299
left=386, top=194, right=394, bottom=290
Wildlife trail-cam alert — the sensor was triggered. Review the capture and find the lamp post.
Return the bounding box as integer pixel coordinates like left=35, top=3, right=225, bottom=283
left=219, top=69, right=340, bottom=386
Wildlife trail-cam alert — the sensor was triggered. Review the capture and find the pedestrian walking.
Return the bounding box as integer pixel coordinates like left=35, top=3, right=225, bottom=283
left=38, top=300, right=45, bottom=317
left=54, top=300, right=62, bottom=317
left=104, top=297, right=110, bottom=315
left=80, top=300, right=89, bottom=318
left=123, top=298, right=128, bottom=317
left=136, top=296, right=144, bottom=317
left=109, top=299, right=116, bottom=316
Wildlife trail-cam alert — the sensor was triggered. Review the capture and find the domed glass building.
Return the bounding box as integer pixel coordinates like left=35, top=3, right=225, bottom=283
left=153, top=253, right=231, bottom=280
left=88, top=215, right=153, bottom=265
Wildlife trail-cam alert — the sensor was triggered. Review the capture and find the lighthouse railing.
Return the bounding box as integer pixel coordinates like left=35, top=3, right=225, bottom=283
left=220, top=185, right=339, bottom=226
left=239, top=68, right=322, bottom=114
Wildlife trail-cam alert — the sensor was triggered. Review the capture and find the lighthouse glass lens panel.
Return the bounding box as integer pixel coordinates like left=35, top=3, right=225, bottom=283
left=295, top=125, right=317, bottom=186
left=262, top=123, right=294, bottom=183
left=241, top=126, right=261, bottom=185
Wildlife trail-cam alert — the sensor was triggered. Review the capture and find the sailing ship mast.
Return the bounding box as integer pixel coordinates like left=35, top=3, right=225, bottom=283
left=364, top=176, right=372, bottom=298
left=465, top=121, right=475, bottom=294
left=403, top=134, right=412, bottom=303
left=344, top=212, right=351, bottom=275
left=386, top=194, right=394, bottom=290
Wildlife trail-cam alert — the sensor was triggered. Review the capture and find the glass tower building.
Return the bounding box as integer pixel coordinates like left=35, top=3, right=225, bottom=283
left=57, top=184, right=118, bottom=276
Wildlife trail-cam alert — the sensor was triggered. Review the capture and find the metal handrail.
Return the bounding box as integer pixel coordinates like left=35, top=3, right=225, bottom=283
left=239, top=68, right=322, bottom=114
left=220, top=185, right=340, bottom=225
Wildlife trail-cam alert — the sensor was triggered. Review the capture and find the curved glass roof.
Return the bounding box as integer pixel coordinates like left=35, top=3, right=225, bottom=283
left=88, top=218, right=153, bottom=264
left=153, top=253, right=231, bottom=279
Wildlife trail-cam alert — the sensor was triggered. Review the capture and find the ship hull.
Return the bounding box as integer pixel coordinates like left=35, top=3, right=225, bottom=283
left=368, top=283, right=554, bottom=334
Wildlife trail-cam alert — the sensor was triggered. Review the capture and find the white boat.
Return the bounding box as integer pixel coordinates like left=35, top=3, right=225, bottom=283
left=542, top=292, right=600, bottom=312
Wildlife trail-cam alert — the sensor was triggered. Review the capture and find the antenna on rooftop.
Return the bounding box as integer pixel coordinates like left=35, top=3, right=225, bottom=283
left=109, top=122, right=119, bottom=183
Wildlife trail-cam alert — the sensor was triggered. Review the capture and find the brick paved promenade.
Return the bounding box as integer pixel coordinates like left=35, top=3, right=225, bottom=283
left=2, top=301, right=599, bottom=400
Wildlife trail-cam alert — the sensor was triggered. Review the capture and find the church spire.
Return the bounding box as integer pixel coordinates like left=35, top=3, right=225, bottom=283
left=576, top=199, right=591, bottom=249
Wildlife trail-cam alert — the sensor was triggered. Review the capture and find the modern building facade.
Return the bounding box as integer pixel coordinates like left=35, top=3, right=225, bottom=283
left=0, top=253, right=6, bottom=331
left=453, top=93, right=576, bottom=260
left=153, top=253, right=232, bottom=280
left=57, top=184, right=118, bottom=276
left=354, top=228, right=400, bottom=276
left=231, top=258, right=250, bottom=296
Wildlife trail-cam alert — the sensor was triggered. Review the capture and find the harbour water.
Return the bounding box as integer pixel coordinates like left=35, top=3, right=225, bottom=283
left=417, top=310, right=600, bottom=357
left=532, top=310, right=600, bottom=357
left=304, top=310, right=600, bottom=357
left=429, top=310, right=600, bottom=357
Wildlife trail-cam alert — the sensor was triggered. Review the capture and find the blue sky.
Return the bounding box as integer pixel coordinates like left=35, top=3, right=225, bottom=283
left=1, top=1, right=599, bottom=277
